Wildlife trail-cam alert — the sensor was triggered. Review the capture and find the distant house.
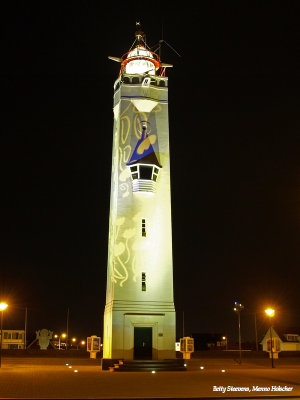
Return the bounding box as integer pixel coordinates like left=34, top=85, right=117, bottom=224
left=261, top=327, right=300, bottom=353
left=1, top=330, right=25, bottom=349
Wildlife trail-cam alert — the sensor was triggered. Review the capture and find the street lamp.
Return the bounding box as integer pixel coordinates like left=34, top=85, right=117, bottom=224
left=265, top=308, right=275, bottom=368
left=233, top=301, right=244, bottom=364
left=71, top=337, right=77, bottom=349
left=54, top=333, right=67, bottom=350
left=0, top=302, right=8, bottom=368
left=222, top=336, right=228, bottom=350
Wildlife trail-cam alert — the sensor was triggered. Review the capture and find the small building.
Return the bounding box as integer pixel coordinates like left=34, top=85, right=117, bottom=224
left=261, top=327, right=300, bottom=353
left=1, top=330, right=25, bottom=349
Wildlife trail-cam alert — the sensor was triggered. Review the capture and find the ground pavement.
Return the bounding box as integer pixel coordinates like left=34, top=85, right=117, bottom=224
left=0, top=356, right=299, bottom=399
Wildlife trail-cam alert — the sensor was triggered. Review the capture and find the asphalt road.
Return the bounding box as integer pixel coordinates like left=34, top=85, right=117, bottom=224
left=0, top=357, right=299, bottom=399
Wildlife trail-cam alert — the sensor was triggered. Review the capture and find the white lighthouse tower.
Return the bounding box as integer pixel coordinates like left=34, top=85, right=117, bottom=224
left=103, top=24, right=176, bottom=368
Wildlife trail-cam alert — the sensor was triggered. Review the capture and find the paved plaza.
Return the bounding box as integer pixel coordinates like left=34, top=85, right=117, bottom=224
left=0, top=356, right=299, bottom=399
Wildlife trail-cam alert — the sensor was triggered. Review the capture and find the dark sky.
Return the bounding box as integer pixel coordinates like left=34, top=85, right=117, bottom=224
left=1, top=2, right=299, bottom=344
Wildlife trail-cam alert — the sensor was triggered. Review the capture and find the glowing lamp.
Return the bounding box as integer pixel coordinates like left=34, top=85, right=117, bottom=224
left=265, top=308, right=275, bottom=317
left=0, top=303, right=8, bottom=311
left=123, top=46, right=158, bottom=75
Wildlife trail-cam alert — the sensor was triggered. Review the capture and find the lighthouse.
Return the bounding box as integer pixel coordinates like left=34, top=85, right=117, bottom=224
left=103, top=23, right=176, bottom=366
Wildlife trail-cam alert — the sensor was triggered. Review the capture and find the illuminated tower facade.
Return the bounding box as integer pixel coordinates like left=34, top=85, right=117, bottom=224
left=103, top=24, right=175, bottom=363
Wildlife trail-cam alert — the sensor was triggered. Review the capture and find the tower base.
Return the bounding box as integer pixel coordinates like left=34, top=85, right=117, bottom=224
left=103, top=302, right=176, bottom=361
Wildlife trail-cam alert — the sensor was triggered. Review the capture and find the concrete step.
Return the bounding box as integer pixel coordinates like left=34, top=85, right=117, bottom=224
left=112, top=359, right=186, bottom=372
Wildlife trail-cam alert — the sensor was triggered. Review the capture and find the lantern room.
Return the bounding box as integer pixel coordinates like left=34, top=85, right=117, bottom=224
left=108, top=22, right=172, bottom=78
left=121, top=46, right=160, bottom=75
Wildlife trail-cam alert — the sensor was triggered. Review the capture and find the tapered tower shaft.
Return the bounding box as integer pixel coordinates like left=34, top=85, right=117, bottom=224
left=103, top=25, right=175, bottom=363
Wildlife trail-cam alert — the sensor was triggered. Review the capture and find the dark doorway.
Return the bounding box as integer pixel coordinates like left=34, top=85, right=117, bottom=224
left=134, top=327, right=152, bottom=359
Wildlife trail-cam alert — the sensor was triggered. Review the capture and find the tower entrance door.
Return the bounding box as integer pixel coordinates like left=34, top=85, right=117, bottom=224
left=134, top=327, right=152, bottom=359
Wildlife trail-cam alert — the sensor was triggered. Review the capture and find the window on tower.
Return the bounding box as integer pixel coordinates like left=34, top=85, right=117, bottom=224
left=152, top=167, right=159, bottom=182
left=130, top=165, right=138, bottom=180
left=132, top=77, right=140, bottom=84
left=139, top=166, right=153, bottom=180
left=142, top=272, right=146, bottom=291
left=142, top=219, right=146, bottom=237
left=128, top=164, right=161, bottom=193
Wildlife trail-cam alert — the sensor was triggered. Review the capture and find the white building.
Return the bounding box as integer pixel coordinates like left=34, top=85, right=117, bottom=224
left=261, top=327, right=300, bottom=354
left=1, top=330, right=25, bottom=349
left=103, top=24, right=176, bottom=364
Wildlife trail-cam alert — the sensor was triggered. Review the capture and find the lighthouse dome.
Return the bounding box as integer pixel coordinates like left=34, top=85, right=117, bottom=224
left=127, top=46, right=154, bottom=59
left=125, top=46, right=156, bottom=75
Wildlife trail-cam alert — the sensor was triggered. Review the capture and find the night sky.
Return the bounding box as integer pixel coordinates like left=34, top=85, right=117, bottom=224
left=1, top=3, right=299, bottom=344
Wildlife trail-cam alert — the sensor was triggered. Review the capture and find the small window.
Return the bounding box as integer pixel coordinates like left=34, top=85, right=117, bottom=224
left=130, top=166, right=137, bottom=172
left=142, top=219, right=146, bottom=237
left=159, top=80, right=165, bottom=87
left=139, top=166, right=153, bottom=180
left=287, top=335, right=298, bottom=341
left=152, top=167, right=159, bottom=182
left=123, top=76, right=130, bottom=84
left=142, top=77, right=151, bottom=86
left=142, top=272, right=146, bottom=291
left=132, top=77, right=140, bottom=84
left=132, top=173, right=138, bottom=180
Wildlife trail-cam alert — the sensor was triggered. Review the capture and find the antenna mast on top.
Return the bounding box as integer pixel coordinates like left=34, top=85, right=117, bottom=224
left=135, top=21, right=145, bottom=45
left=159, top=38, right=182, bottom=59
left=154, top=22, right=182, bottom=60
left=128, top=21, right=149, bottom=52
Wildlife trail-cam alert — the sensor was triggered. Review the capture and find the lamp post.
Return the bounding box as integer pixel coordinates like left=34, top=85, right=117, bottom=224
left=222, top=336, right=228, bottom=350
left=24, top=307, right=27, bottom=350
left=66, top=308, right=69, bottom=350
left=0, top=302, right=8, bottom=368
left=265, top=308, right=275, bottom=368
left=54, top=333, right=67, bottom=350
left=233, top=301, right=244, bottom=364
left=60, top=333, right=67, bottom=350
left=254, top=312, right=258, bottom=351
left=71, top=337, right=77, bottom=349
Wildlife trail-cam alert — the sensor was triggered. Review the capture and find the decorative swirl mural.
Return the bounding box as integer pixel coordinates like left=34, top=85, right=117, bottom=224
left=111, top=216, right=136, bottom=286
left=111, top=101, right=161, bottom=287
